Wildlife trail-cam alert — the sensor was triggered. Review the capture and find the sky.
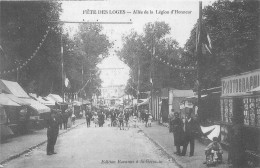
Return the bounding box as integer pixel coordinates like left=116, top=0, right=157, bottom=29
left=60, top=0, right=214, bottom=87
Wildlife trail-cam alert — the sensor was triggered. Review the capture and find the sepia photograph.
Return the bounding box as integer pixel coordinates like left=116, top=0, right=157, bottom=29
left=0, top=0, right=259, bottom=167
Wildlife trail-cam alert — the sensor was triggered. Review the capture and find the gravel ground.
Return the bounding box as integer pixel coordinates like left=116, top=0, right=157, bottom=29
left=2, top=123, right=179, bottom=168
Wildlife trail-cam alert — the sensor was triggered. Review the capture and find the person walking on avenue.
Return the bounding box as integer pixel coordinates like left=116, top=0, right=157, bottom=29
left=98, top=111, right=105, bottom=127
left=93, top=112, right=98, bottom=127
left=57, top=111, right=63, bottom=130
left=168, top=109, right=175, bottom=133
left=46, top=110, right=59, bottom=155
left=111, top=110, right=116, bottom=127
left=118, top=111, right=124, bottom=130
left=62, top=111, right=69, bottom=130
left=85, top=110, right=92, bottom=127
left=172, top=112, right=184, bottom=155
left=124, top=110, right=130, bottom=127
left=182, top=109, right=197, bottom=157
left=144, top=110, right=149, bottom=127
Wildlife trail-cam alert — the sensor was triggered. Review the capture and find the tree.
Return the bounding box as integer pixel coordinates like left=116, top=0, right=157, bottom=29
left=65, top=24, right=112, bottom=99
left=0, top=2, right=112, bottom=98
left=184, top=0, right=260, bottom=90
left=118, top=21, right=184, bottom=98
left=0, top=1, right=62, bottom=96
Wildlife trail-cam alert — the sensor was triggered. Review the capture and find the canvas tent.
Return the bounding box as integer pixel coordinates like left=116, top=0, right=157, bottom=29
left=21, top=98, right=50, bottom=114
left=29, top=93, right=55, bottom=106
left=0, top=79, right=29, bottom=98
left=0, top=94, right=20, bottom=106
left=47, top=94, right=63, bottom=103
left=137, top=98, right=150, bottom=107
left=0, top=80, right=50, bottom=115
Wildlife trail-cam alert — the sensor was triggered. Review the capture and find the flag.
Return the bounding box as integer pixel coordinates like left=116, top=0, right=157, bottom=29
left=196, top=22, right=212, bottom=54
left=150, top=77, right=153, bottom=85
left=64, top=73, right=71, bottom=88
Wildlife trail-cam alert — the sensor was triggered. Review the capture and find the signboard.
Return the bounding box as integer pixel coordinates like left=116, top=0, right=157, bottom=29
left=221, top=69, right=260, bottom=97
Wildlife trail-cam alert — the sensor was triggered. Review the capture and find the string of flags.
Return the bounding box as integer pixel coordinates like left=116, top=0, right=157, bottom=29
left=0, top=25, right=63, bottom=76
left=140, top=39, right=196, bottom=71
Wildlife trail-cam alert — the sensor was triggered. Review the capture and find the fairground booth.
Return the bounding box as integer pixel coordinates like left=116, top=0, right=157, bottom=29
left=0, top=79, right=51, bottom=133
left=219, top=69, right=260, bottom=164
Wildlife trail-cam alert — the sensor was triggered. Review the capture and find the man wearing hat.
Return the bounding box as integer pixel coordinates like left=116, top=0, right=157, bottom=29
left=46, top=109, right=60, bottom=155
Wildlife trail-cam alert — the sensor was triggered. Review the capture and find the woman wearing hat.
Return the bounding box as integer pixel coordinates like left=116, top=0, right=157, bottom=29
left=172, top=112, right=184, bottom=155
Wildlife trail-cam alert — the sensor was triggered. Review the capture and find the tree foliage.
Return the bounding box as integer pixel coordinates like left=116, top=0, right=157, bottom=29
left=118, top=21, right=185, bottom=97
left=66, top=24, right=112, bottom=98
left=0, top=1, right=62, bottom=95
left=184, top=0, right=260, bottom=89
left=0, top=2, right=112, bottom=98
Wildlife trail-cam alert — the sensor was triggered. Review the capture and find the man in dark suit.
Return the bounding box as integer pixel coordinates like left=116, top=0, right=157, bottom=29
left=181, top=109, right=197, bottom=157
left=85, top=110, right=92, bottom=127
left=111, top=110, right=116, bottom=126
left=46, top=110, right=60, bottom=155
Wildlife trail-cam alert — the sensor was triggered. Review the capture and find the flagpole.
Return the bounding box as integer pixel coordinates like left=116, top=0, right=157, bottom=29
left=61, top=26, right=64, bottom=103
left=137, top=55, right=140, bottom=118
left=197, top=1, right=202, bottom=120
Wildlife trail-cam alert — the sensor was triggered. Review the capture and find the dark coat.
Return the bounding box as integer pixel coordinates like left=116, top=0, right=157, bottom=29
left=98, top=113, right=105, bottom=124
left=125, top=112, right=130, bottom=121
left=62, top=112, right=69, bottom=122
left=85, top=112, right=92, bottom=120
left=184, top=118, right=197, bottom=137
left=47, top=117, right=59, bottom=137
left=172, top=118, right=184, bottom=146
left=111, top=112, right=116, bottom=120
left=144, top=113, right=149, bottom=122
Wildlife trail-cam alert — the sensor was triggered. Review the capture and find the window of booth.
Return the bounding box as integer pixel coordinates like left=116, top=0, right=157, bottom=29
left=243, top=98, right=250, bottom=125
left=243, top=96, right=260, bottom=127
left=222, top=98, right=233, bottom=123
left=256, top=97, right=260, bottom=127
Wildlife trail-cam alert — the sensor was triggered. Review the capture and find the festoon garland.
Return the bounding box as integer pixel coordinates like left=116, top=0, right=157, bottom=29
left=0, top=26, right=63, bottom=76
left=140, top=38, right=196, bottom=71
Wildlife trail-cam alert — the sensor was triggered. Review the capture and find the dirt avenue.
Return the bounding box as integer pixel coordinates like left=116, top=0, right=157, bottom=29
left=3, top=123, right=178, bottom=168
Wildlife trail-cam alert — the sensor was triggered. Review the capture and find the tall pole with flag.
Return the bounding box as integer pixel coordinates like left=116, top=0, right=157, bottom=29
left=61, top=26, right=64, bottom=103
left=137, top=55, right=140, bottom=117
left=197, top=1, right=202, bottom=119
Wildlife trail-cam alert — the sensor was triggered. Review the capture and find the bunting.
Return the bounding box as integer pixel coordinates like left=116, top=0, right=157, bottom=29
left=140, top=39, right=196, bottom=71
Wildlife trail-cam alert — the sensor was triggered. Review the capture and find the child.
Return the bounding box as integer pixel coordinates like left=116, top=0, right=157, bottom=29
left=204, top=137, right=223, bottom=165
left=133, top=116, right=137, bottom=128
left=107, top=115, right=111, bottom=127
left=148, top=114, right=153, bottom=127
left=71, top=113, right=76, bottom=125
left=93, top=112, right=99, bottom=127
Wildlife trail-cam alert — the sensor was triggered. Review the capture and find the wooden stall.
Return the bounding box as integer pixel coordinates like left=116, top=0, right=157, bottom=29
left=219, top=69, right=260, bottom=165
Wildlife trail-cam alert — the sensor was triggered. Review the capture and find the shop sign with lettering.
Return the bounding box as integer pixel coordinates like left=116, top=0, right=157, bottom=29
left=221, top=69, right=260, bottom=97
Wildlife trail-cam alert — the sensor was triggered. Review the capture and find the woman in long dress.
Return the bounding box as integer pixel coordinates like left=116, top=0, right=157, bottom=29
left=172, top=112, right=184, bottom=155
